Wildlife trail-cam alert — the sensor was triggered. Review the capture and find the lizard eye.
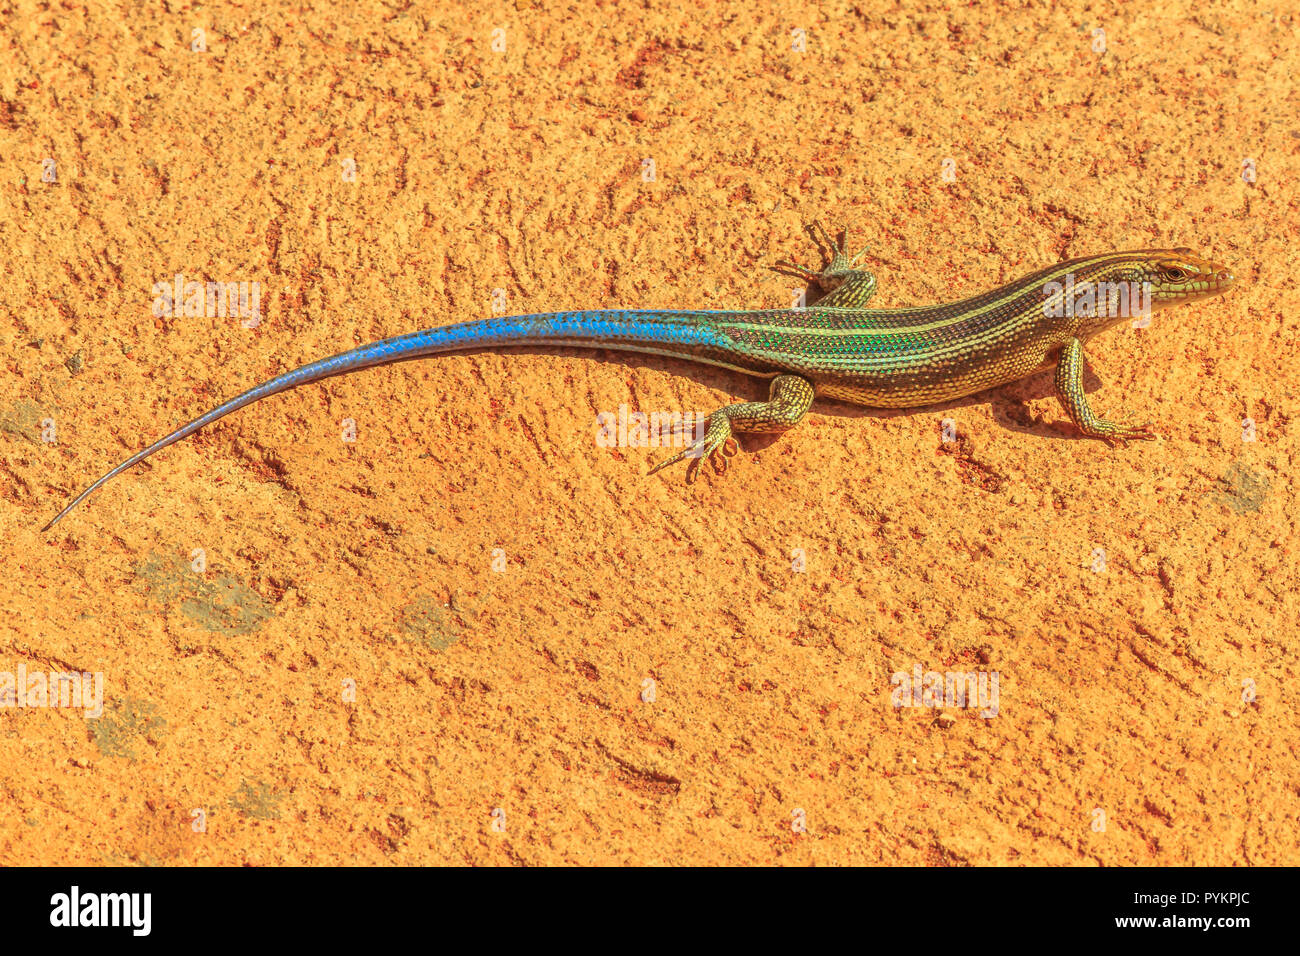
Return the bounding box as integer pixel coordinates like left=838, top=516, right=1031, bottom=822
left=1163, top=266, right=1189, bottom=281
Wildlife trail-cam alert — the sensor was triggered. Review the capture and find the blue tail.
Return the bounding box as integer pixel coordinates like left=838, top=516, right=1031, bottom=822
left=42, top=310, right=736, bottom=530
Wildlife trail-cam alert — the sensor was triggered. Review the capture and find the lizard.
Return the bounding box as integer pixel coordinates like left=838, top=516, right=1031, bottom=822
left=41, top=224, right=1236, bottom=531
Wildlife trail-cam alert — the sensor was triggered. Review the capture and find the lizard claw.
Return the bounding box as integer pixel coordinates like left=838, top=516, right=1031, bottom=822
left=647, top=413, right=739, bottom=481
left=1102, top=422, right=1158, bottom=446
left=773, top=258, right=821, bottom=282
left=810, top=220, right=837, bottom=254
left=1077, top=417, right=1158, bottom=446
left=772, top=222, right=839, bottom=280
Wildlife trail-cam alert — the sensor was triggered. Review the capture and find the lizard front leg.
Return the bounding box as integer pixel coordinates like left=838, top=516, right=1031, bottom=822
left=648, top=374, right=816, bottom=480
left=775, top=222, right=878, bottom=308
left=1054, top=337, right=1156, bottom=444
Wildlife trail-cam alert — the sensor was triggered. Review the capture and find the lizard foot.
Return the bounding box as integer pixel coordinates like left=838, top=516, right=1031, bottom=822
left=1086, top=419, right=1158, bottom=446
left=774, top=223, right=877, bottom=307
left=645, top=375, right=815, bottom=481
left=647, top=411, right=740, bottom=482
left=775, top=221, right=870, bottom=283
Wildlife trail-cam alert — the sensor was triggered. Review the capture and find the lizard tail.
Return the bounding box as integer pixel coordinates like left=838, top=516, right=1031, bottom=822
left=42, top=310, right=738, bottom=530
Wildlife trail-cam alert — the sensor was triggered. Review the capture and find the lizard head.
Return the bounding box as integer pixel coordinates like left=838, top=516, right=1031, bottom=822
left=1047, top=248, right=1236, bottom=336
left=1135, top=248, right=1237, bottom=308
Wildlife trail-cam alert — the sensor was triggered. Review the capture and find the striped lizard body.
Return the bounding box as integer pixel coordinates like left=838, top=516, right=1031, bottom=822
left=43, top=225, right=1236, bottom=530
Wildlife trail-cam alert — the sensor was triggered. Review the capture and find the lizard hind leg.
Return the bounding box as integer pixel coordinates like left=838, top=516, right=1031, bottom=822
left=648, top=374, right=816, bottom=481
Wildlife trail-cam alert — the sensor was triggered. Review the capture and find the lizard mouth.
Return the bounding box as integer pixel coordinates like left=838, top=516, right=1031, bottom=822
left=1197, top=265, right=1236, bottom=296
